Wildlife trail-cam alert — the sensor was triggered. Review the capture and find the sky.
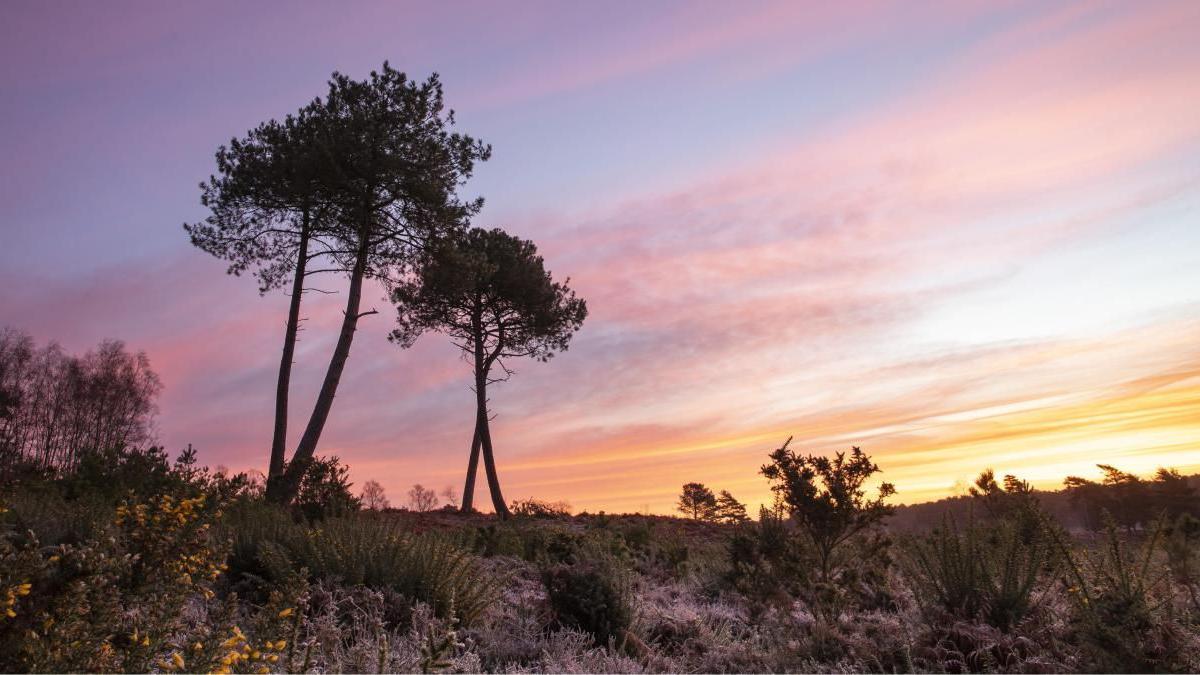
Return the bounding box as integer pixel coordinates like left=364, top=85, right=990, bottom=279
left=2, top=0, right=1199, bottom=513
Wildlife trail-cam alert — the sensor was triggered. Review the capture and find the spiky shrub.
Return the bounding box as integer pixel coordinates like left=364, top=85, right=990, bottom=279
left=0, top=491, right=229, bottom=672
left=726, top=507, right=810, bottom=617
left=416, top=600, right=462, bottom=674
left=908, top=512, right=1054, bottom=630
left=543, top=557, right=633, bottom=647
left=468, top=523, right=524, bottom=558
left=1163, top=513, right=1200, bottom=614
left=509, top=498, right=571, bottom=519
left=759, top=440, right=895, bottom=584
left=292, top=455, right=361, bottom=521
left=757, top=440, right=896, bottom=620
left=908, top=518, right=982, bottom=620
left=0, top=487, right=111, bottom=546
left=518, top=527, right=585, bottom=566
left=1053, top=515, right=1185, bottom=672
left=225, top=509, right=496, bottom=625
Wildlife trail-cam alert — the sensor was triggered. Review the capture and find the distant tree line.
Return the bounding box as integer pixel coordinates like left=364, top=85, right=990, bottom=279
left=1064, top=464, right=1198, bottom=531
left=887, top=464, right=1199, bottom=532
left=0, top=327, right=161, bottom=473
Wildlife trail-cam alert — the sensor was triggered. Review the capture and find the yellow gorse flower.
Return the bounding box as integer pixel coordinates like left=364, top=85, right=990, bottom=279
left=160, top=651, right=186, bottom=671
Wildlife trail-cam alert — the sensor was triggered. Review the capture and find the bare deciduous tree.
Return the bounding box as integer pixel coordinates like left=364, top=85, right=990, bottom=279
left=408, top=483, right=439, bottom=512
left=361, top=479, right=390, bottom=510
left=0, top=327, right=161, bottom=473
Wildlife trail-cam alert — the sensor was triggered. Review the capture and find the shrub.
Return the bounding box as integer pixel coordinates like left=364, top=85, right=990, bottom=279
left=543, top=557, right=633, bottom=647
left=522, top=528, right=585, bottom=566
left=224, top=508, right=496, bottom=626
left=726, top=506, right=810, bottom=618
left=1164, top=513, right=1200, bottom=614
left=759, top=439, right=895, bottom=584
left=1053, top=515, right=1184, bottom=672
left=0, top=490, right=228, bottom=672
left=469, top=524, right=524, bottom=559
left=510, top=497, right=571, bottom=519
left=615, top=519, right=654, bottom=552
left=4, top=444, right=257, bottom=522
left=908, top=512, right=1054, bottom=630
left=0, top=487, right=111, bottom=546
left=292, top=455, right=360, bottom=521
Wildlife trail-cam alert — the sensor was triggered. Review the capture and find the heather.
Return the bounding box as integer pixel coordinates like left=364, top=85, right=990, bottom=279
left=3, top=441, right=1199, bottom=673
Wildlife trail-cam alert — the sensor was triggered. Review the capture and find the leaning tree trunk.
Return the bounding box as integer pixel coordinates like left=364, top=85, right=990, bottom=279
left=267, top=219, right=311, bottom=485
left=268, top=231, right=370, bottom=504
left=470, top=315, right=510, bottom=519
left=475, top=373, right=510, bottom=519
left=460, top=421, right=481, bottom=512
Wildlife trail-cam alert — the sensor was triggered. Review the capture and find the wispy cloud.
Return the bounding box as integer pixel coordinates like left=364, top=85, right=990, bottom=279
left=1, top=1, right=1197, bottom=513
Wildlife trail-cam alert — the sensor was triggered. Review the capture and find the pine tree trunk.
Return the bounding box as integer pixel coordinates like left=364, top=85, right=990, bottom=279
left=476, top=375, right=510, bottom=519
left=460, top=419, right=481, bottom=512
left=268, top=220, right=310, bottom=485
left=471, top=310, right=510, bottom=519
left=269, top=230, right=370, bottom=503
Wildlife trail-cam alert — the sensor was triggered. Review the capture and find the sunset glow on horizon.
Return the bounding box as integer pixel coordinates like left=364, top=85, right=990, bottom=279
left=2, top=1, right=1198, bottom=513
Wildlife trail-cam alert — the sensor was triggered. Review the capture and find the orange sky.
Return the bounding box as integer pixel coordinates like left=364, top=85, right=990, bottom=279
left=3, top=1, right=1198, bottom=513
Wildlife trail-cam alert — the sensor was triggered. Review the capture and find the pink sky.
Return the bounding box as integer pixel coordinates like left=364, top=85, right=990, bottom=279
left=2, top=0, right=1198, bottom=512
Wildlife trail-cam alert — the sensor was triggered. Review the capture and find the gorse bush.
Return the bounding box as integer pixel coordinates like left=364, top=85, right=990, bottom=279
left=760, top=439, right=895, bottom=585
left=1052, top=514, right=1186, bottom=672
left=4, top=444, right=253, bottom=512
left=908, top=512, right=1055, bottom=630
left=0, top=491, right=228, bottom=672
left=1164, top=513, right=1200, bottom=614
left=469, top=523, right=524, bottom=558
left=0, top=487, right=111, bottom=546
left=225, top=505, right=496, bottom=625
left=908, top=516, right=982, bottom=619
left=467, top=521, right=637, bottom=571
left=543, top=555, right=634, bottom=647
left=510, top=498, right=572, bottom=519
left=292, top=455, right=361, bottom=521
left=726, top=506, right=810, bottom=617
left=745, top=441, right=898, bottom=621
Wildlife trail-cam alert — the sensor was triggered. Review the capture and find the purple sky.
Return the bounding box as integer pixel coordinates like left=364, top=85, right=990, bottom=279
left=3, top=1, right=1199, bottom=512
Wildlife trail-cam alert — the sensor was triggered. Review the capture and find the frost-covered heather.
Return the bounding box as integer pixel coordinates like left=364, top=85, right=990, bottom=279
left=200, top=514, right=1194, bottom=674
left=3, top=452, right=1198, bottom=673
